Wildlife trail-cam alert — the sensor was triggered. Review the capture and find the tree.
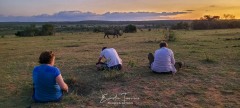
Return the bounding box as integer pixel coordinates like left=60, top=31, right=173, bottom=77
left=171, top=22, right=189, bottom=30
left=192, top=15, right=240, bottom=30
left=201, top=15, right=220, bottom=21
left=124, top=24, right=137, bottom=33
left=223, top=14, right=235, bottom=20
left=15, top=24, right=39, bottom=37
left=15, top=24, right=55, bottom=37
left=93, top=26, right=104, bottom=33
left=40, top=24, right=55, bottom=36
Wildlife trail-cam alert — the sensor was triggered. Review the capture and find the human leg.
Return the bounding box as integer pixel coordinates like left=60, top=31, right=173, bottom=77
left=152, top=70, right=173, bottom=74
left=96, top=62, right=108, bottom=71
left=33, top=96, right=62, bottom=103
left=109, top=64, right=122, bottom=70
left=32, top=86, right=63, bottom=103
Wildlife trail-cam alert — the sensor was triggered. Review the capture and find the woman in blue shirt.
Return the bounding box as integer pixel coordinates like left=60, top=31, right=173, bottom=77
left=32, top=51, right=68, bottom=103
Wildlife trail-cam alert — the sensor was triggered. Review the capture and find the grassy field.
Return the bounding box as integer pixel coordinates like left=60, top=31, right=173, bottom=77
left=0, top=29, right=239, bottom=108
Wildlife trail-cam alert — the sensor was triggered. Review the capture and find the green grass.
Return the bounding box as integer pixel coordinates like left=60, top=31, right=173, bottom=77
left=0, top=29, right=240, bottom=107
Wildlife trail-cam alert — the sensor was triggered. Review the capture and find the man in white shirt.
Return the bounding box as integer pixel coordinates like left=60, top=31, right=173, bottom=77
left=96, top=47, right=122, bottom=71
left=148, top=42, right=183, bottom=74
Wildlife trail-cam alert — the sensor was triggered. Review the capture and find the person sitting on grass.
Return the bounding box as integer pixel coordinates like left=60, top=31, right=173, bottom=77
left=32, top=51, right=68, bottom=103
left=148, top=41, right=183, bottom=74
left=96, top=47, right=122, bottom=71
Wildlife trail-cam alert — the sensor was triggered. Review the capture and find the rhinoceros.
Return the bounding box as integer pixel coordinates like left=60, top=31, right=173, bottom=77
left=104, top=29, right=122, bottom=38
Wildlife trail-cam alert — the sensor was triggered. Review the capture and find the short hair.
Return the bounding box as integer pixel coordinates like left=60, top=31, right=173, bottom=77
left=39, top=51, right=55, bottom=64
left=160, top=41, right=168, bottom=48
left=102, top=47, right=107, bottom=51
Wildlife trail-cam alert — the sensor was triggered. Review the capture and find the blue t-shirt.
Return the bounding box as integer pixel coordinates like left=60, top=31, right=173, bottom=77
left=32, top=64, right=62, bottom=102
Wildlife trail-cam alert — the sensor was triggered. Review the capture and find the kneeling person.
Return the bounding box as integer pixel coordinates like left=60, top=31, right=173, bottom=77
left=96, top=47, right=122, bottom=71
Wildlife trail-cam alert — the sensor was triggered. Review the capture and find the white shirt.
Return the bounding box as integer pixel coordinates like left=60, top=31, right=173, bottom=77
left=151, top=47, right=176, bottom=73
left=100, top=48, right=122, bottom=67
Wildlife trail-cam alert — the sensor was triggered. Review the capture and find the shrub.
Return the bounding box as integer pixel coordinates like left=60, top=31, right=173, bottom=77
left=15, top=24, right=55, bottom=37
left=191, top=15, right=240, bottom=30
left=171, top=22, right=190, bottom=30
left=163, top=28, right=176, bottom=41
left=168, top=30, right=176, bottom=41
left=15, top=24, right=39, bottom=37
left=127, top=60, right=136, bottom=68
left=40, top=24, right=55, bottom=36
left=93, top=26, right=103, bottom=33
left=202, top=53, right=216, bottom=63
left=124, top=24, right=137, bottom=33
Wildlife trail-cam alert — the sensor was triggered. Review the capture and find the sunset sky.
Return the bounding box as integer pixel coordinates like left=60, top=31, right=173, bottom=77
left=0, top=0, right=240, bottom=21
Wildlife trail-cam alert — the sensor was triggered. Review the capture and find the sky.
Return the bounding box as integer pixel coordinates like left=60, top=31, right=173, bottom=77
left=0, top=0, right=240, bottom=21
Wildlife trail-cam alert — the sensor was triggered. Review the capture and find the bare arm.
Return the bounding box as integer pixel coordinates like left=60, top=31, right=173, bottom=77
left=98, top=57, right=103, bottom=63
left=56, top=74, right=68, bottom=92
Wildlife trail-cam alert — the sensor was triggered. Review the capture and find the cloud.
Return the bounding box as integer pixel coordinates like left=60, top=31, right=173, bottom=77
left=185, top=10, right=195, bottom=12
left=0, top=11, right=190, bottom=22
left=210, top=5, right=216, bottom=7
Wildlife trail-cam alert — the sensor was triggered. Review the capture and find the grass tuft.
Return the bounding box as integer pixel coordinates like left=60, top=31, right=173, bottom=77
left=201, top=52, right=216, bottom=63
left=64, top=45, right=80, bottom=47
left=127, top=60, right=137, bottom=68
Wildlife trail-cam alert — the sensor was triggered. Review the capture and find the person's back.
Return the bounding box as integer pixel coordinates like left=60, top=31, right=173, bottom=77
left=148, top=42, right=179, bottom=74
left=97, top=47, right=122, bottom=71
left=32, top=51, right=68, bottom=103
left=100, top=48, right=122, bottom=67
left=151, top=47, right=176, bottom=73
left=33, top=65, right=62, bottom=102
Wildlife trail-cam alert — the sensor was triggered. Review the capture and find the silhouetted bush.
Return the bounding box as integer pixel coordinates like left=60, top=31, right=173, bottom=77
left=191, top=15, right=240, bottom=30
left=171, top=22, right=190, bottom=30
left=192, top=20, right=240, bottom=30
left=40, top=24, right=55, bottom=36
left=15, top=24, right=55, bottom=37
left=168, top=30, right=176, bottom=41
left=93, top=26, right=104, bottom=33
left=124, top=24, right=137, bottom=33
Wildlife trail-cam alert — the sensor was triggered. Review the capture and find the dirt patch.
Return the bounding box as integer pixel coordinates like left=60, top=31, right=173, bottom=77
left=161, top=89, right=176, bottom=97
left=205, top=87, right=224, bottom=107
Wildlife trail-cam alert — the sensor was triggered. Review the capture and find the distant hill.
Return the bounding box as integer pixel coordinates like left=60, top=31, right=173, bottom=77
left=0, top=20, right=192, bottom=26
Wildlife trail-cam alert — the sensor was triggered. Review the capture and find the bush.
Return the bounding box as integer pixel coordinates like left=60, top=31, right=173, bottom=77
left=93, top=26, right=103, bottom=33
left=168, top=31, right=176, bottom=41
left=40, top=24, right=55, bottom=36
left=201, top=53, right=216, bottom=63
left=127, top=60, right=137, bottom=68
left=191, top=15, right=240, bottom=30
left=15, top=24, right=55, bottom=37
left=124, top=24, right=137, bottom=33
left=171, top=22, right=189, bottom=30
left=163, top=29, right=176, bottom=41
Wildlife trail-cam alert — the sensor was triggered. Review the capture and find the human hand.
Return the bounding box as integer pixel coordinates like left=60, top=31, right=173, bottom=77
left=96, top=62, right=100, bottom=65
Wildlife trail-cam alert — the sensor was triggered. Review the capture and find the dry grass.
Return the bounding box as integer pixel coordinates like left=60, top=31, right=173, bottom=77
left=0, top=29, right=239, bottom=107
